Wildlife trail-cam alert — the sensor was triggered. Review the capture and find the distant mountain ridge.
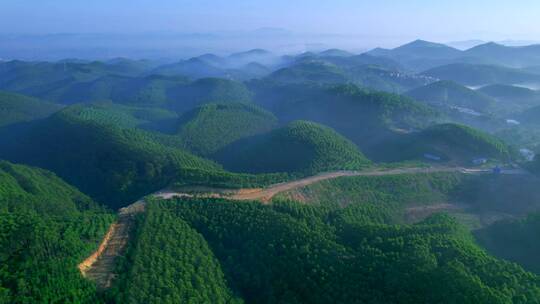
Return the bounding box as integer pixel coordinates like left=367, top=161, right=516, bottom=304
left=421, top=63, right=540, bottom=86
left=406, top=80, right=495, bottom=112
left=370, top=40, right=461, bottom=59
left=367, top=40, right=540, bottom=71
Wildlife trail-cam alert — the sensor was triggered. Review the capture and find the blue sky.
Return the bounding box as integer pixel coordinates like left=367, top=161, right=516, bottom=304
left=1, top=0, right=539, bottom=41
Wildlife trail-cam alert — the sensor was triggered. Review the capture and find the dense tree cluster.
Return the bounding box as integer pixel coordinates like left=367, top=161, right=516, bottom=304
left=422, top=63, right=540, bottom=87
left=167, top=78, right=253, bottom=113
left=248, top=82, right=442, bottom=160
left=64, top=102, right=179, bottom=132
left=117, top=198, right=540, bottom=304
left=0, top=104, right=294, bottom=209
left=217, top=120, right=371, bottom=174
left=264, top=58, right=430, bottom=93
left=406, top=80, right=495, bottom=112
left=0, top=161, right=114, bottom=303
left=0, top=109, right=224, bottom=208
left=177, top=102, right=278, bottom=156
left=112, top=204, right=242, bottom=304
left=250, top=83, right=437, bottom=136
left=415, top=123, right=511, bottom=159
left=476, top=213, right=540, bottom=274
left=2, top=47, right=540, bottom=304
left=0, top=91, right=61, bottom=128
left=275, top=172, right=464, bottom=209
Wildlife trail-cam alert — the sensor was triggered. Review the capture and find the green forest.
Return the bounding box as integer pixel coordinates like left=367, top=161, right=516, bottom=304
left=216, top=120, right=371, bottom=174
left=0, top=161, right=114, bottom=303
left=2, top=34, right=540, bottom=303
left=113, top=198, right=540, bottom=304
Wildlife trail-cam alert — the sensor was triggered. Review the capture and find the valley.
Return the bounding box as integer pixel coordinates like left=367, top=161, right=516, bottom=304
left=3, top=35, right=540, bottom=303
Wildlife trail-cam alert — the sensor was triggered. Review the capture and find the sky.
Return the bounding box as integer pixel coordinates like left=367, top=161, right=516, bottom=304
left=1, top=0, right=539, bottom=41
left=1, top=0, right=539, bottom=59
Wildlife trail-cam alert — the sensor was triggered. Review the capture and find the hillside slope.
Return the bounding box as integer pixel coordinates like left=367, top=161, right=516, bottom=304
left=267, top=60, right=349, bottom=84
left=479, top=84, right=540, bottom=112
left=177, top=102, right=278, bottom=156
left=366, top=40, right=462, bottom=71
left=166, top=78, right=253, bottom=113
left=266, top=58, right=431, bottom=93
left=58, top=101, right=179, bottom=132
left=250, top=82, right=440, bottom=157
left=0, top=160, right=114, bottom=303
left=216, top=120, right=371, bottom=174
left=518, top=105, right=540, bottom=125
left=0, top=91, right=61, bottom=127
left=0, top=109, right=223, bottom=208
left=476, top=214, right=540, bottom=274
left=122, top=197, right=540, bottom=304
left=406, top=80, right=495, bottom=112
left=392, top=123, right=511, bottom=163
left=422, top=63, right=540, bottom=86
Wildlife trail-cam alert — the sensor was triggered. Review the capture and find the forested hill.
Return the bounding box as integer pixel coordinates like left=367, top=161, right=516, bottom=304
left=0, top=108, right=223, bottom=208
left=0, top=103, right=294, bottom=209
left=215, top=120, right=371, bottom=174
left=111, top=197, right=540, bottom=303
left=2, top=43, right=540, bottom=303
left=422, top=63, right=540, bottom=86
left=0, top=160, right=114, bottom=303
left=406, top=80, right=495, bottom=112
left=57, top=101, right=179, bottom=132
left=0, top=160, right=107, bottom=214
left=476, top=213, right=540, bottom=275
left=176, top=102, right=278, bottom=156
left=250, top=82, right=440, bottom=155
left=395, top=123, right=512, bottom=164
left=0, top=90, right=61, bottom=127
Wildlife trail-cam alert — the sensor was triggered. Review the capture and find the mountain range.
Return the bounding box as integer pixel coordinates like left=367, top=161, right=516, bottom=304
left=367, top=40, right=540, bottom=71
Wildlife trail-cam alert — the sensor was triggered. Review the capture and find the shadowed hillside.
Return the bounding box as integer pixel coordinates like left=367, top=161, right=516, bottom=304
left=177, top=102, right=278, bottom=156
left=216, top=120, right=371, bottom=174
left=0, top=91, right=61, bottom=127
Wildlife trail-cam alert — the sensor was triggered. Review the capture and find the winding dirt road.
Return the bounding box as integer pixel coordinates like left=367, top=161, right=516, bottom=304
left=78, top=165, right=519, bottom=288
left=78, top=202, right=145, bottom=289
left=157, top=167, right=485, bottom=203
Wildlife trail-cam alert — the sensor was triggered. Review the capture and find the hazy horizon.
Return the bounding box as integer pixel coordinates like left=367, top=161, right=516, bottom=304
left=1, top=30, right=540, bottom=61
left=3, top=0, right=540, bottom=38
left=1, top=0, right=540, bottom=60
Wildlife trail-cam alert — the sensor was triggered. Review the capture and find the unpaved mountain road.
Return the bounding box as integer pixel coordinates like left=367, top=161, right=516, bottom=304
left=158, top=166, right=494, bottom=203
left=78, top=201, right=145, bottom=289
left=78, top=165, right=524, bottom=288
